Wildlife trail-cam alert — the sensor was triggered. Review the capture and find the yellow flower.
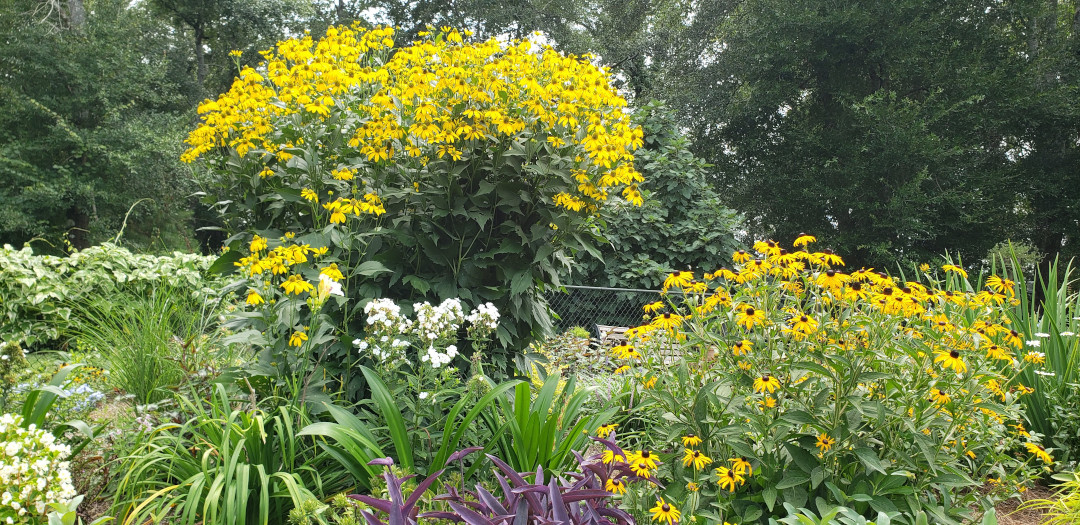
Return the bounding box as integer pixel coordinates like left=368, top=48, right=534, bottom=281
left=731, top=339, right=752, bottom=356
left=942, top=264, right=968, bottom=279
left=682, top=448, right=713, bottom=470
left=246, top=289, right=265, bottom=305
left=643, top=376, right=658, bottom=389
left=1024, top=351, right=1046, bottom=364
left=662, top=271, right=694, bottom=292
left=649, top=498, right=681, bottom=525
left=596, top=423, right=618, bottom=438
left=250, top=235, right=268, bottom=253
left=793, top=233, right=817, bottom=248
left=601, top=450, right=626, bottom=464
left=736, top=305, right=766, bottom=330
left=629, top=461, right=652, bottom=479
left=1026, top=442, right=1053, bottom=464
left=651, top=312, right=684, bottom=331
left=714, top=466, right=745, bottom=492
left=934, top=349, right=967, bottom=374
left=730, top=456, right=753, bottom=476
left=605, top=478, right=627, bottom=495
left=614, top=365, right=631, bottom=374
left=643, top=300, right=665, bottom=313
left=627, top=450, right=659, bottom=470
left=930, top=388, right=950, bottom=404
left=320, top=263, right=345, bottom=281
left=686, top=481, right=699, bottom=492
left=289, top=331, right=308, bottom=347
left=280, top=274, right=315, bottom=295
left=753, top=374, right=780, bottom=394
left=815, top=433, right=835, bottom=453
left=301, top=188, right=319, bottom=202
left=681, top=434, right=702, bottom=447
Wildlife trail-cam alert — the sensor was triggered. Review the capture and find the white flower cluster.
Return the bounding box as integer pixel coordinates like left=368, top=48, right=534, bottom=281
left=363, top=299, right=412, bottom=335
left=352, top=337, right=410, bottom=362
left=466, top=302, right=500, bottom=340
left=412, top=298, right=465, bottom=343
left=421, top=343, right=458, bottom=368
left=0, top=414, right=77, bottom=522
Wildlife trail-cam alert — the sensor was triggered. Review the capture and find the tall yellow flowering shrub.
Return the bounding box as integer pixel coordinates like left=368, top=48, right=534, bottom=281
left=606, top=237, right=1046, bottom=524
left=184, top=25, right=643, bottom=380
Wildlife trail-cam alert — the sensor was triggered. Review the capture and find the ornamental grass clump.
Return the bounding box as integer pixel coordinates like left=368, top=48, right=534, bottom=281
left=609, top=236, right=1046, bottom=524
left=0, top=413, right=77, bottom=524
left=185, top=24, right=643, bottom=377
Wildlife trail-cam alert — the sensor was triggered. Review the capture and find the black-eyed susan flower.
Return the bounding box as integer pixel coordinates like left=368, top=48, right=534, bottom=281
left=815, top=433, right=835, bottom=453
left=627, top=450, right=659, bottom=470
left=753, top=374, right=780, bottom=394
left=686, top=481, right=699, bottom=492
left=732, top=250, right=752, bottom=264
left=681, top=434, right=702, bottom=447
left=714, top=466, right=745, bottom=492
left=985, top=344, right=1012, bottom=362
left=605, top=477, right=627, bottom=495
left=649, top=498, right=681, bottom=525
left=682, top=448, right=713, bottom=470
left=934, top=349, right=967, bottom=374
left=793, top=233, right=817, bottom=248
left=1004, top=329, right=1023, bottom=349
left=663, top=271, right=694, bottom=292
left=942, top=264, right=968, bottom=278
left=731, top=339, right=752, bottom=356
left=930, top=388, right=950, bottom=404
left=601, top=449, right=625, bottom=464
left=736, top=305, right=765, bottom=330
left=596, top=423, right=618, bottom=438
left=815, top=269, right=847, bottom=289
left=731, top=456, right=753, bottom=476
left=614, top=365, right=631, bottom=374
left=986, top=275, right=1016, bottom=297
left=629, top=461, right=653, bottom=478
left=652, top=312, right=684, bottom=331
left=789, top=313, right=819, bottom=334
left=643, top=300, right=665, bottom=313
left=1026, top=442, right=1053, bottom=464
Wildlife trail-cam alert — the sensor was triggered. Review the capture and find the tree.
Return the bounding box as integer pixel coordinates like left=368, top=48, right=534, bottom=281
left=0, top=0, right=199, bottom=252
left=573, top=102, right=742, bottom=289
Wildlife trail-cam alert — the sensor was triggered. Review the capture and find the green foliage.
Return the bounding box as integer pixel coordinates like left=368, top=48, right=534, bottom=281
left=115, top=384, right=349, bottom=525
left=0, top=242, right=218, bottom=349
left=606, top=241, right=1039, bottom=524
left=194, top=28, right=643, bottom=376
left=488, top=374, right=615, bottom=476
left=1018, top=471, right=1080, bottom=524
left=21, top=364, right=106, bottom=460
left=71, top=284, right=226, bottom=405
left=1002, top=254, right=1080, bottom=467
left=574, top=101, right=742, bottom=289
left=0, top=0, right=199, bottom=251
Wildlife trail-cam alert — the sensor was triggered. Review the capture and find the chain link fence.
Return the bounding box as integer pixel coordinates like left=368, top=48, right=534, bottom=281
left=546, top=285, right=671, bottom=339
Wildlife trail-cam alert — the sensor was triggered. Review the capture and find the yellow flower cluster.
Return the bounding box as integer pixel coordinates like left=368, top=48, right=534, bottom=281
left=182, top=24, right=644, bottom=212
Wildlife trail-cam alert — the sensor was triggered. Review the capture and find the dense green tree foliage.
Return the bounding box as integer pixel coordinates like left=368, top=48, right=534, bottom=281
left=0, top=0, right=197, bottom=252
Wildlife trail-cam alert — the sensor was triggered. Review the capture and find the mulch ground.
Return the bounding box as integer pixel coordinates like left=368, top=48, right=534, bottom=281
left=996, top=483, right=1055, bottom=525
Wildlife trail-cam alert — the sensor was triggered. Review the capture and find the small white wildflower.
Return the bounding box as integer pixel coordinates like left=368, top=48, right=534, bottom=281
left=1026, top=340, right=1041, bottom=347
left=1061, top=331, right=1075, bottom=337
left=1035, top=332, right=1051, bottom=338
left=1035, top=370, right=1056, bottom=377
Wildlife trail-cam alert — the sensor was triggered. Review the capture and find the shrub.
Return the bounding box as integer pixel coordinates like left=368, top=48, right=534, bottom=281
left=0, top=242, right=218, bottom=349
left=0, top=413, right=77, bottom=524
left=606, top=237, right=1043, bottom=524
left=185, top=24, right=643, bottom=376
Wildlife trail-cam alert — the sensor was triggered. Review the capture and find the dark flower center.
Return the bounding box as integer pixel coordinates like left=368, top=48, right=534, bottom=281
left=745, top=307, right=756, bottom=316
left=950, top=350, right=960, bottom=358
left=826, top=269, right=836, bottom=277
left=800, top=316, right=808, bottom=322
left=641, top=451, right=650, bottom=458
left=662, top=504, right=670, bottom=512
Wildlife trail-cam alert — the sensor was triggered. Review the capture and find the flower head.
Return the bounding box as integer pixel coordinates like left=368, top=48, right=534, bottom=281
left=649, top=498, right=681, bottom=525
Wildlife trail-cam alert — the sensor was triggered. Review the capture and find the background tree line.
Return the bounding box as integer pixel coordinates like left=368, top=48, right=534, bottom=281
left=1, top=0, right=1076, bottom=281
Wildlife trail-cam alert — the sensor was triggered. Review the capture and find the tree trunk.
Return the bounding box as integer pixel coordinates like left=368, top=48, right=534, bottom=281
left=65, top=0, right=86, bottom=28
left=194, top=23, right=207, bottom=89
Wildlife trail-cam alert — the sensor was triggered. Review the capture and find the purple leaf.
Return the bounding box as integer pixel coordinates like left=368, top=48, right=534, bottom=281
left=548, top=478, right=570, bottom=524
left=447, top=501, right=497, bottom=525
left=486, top=454, right=544, bottom=515
left=349, top=495, right=394, bottom=513
left=368, top=457, right=395, bottom=466
left=561, top=490, right=616, bottom=503
left=418, top=512, right=465, bottom=522
left=476, top=485, right=509, bottom=516
left=447, top=447, right=484, bottom=463
left=403, top=468, right=445, bottom=515
left=596, top=506, right=634, bottom=524
left=358, top=509, right=388, bottom=525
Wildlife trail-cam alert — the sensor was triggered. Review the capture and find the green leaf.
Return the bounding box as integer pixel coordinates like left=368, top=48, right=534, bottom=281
left=354, top=261, right=392, bottom=277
